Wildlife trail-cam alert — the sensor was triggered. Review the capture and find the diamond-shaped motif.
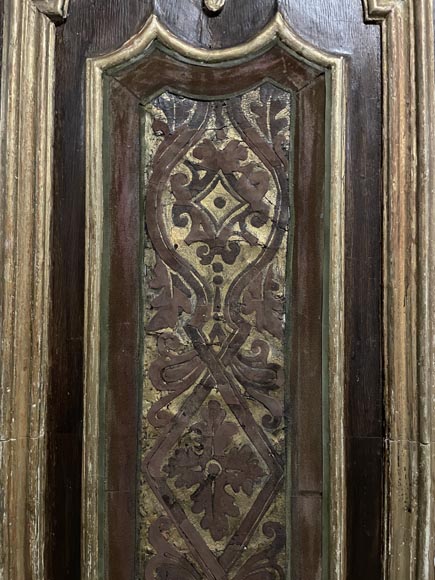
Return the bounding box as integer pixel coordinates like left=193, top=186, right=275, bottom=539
left=164, top=398, right=269, bottom=545
left=144, top=327, right=285, bottom=575
left=196, top=172, right=247, bottom=229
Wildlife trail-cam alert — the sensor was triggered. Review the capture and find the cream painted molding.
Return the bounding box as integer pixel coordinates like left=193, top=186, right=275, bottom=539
left=363, top=0, right=398, bottom=20
left=0, top=0, right=59, bottom=577
left=363, top=0, right=435, bottom=578
left=204, top=0, right=226, bottom=12
left=33, top=0, right=69, bottom=19
left=83, top=12, right=346, bottom=580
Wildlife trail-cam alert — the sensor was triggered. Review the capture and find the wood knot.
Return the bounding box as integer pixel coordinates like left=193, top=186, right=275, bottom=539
left=204, top=0, right=225, bottom=13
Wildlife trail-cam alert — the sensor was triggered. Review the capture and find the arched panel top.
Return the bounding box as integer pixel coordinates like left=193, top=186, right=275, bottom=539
left=89, top=12, right=345, bottom=75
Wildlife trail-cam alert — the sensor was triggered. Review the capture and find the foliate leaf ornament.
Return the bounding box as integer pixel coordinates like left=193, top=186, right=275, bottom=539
left=164, top=400, right=266, bottom=542
left=204, top=0, right=225, bottom=12
left=147, top=257, right=192, bottom=331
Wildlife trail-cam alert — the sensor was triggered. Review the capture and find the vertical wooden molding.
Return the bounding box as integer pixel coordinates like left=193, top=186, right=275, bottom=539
left=363, top=0, right=435, bottom=578
left=0, top=0, right=60, bottom=577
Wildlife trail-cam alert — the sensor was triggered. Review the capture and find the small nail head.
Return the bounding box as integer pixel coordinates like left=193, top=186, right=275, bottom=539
left=204, top=0, right=225, bottom=13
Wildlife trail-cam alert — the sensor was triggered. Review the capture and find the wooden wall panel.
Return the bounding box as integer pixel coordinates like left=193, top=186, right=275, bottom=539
left=1, top=1, right=434, bottom=579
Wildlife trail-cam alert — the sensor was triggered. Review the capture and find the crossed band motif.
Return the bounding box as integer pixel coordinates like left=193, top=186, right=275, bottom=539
left=144, top=322, right=284, bottom=578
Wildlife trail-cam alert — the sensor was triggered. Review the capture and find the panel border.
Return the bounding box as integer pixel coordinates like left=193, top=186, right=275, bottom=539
left=363, top=1, right=435, bottom=577
left=83, top=12, right=346, bottom=580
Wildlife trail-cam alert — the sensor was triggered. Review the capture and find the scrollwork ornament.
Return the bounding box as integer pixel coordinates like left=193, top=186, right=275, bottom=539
left=141, top=88, right=290, bottom=577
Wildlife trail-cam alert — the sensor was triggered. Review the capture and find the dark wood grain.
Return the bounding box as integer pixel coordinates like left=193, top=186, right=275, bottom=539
left=281, top=4, right=383, bottom=578
left=47, top=2, right=383, bottom=578
left=104, top=78, right=142, bottom=580
left=154, top=0, right=277, bottom=48
left=47, top=4, right=152, bottom=579
left=290, top=75, right=326, bottom=580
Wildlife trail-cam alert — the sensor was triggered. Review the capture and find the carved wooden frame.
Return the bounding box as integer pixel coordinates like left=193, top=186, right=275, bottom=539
left=83, top=12, right=346, bottom=580
left=0, top=0, right=68, bottom=577
left=33, top=0, right=69, bottom=20
left=362, top=0, right=435, bottom=577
